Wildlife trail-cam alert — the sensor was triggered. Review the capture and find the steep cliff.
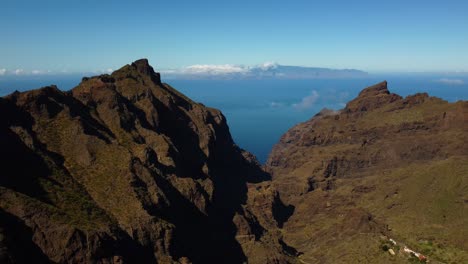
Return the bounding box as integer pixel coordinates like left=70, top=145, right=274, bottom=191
left=267, top=81, right=468, bottom=263
left=0, top=59, right=295, bottom=264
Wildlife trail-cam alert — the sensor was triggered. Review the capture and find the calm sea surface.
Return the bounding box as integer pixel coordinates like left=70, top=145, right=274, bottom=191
left=2, top=75, right=467, bottom=163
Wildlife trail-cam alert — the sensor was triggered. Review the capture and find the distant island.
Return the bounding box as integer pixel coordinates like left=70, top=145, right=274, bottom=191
left=162, top=63, right=368, bottom=80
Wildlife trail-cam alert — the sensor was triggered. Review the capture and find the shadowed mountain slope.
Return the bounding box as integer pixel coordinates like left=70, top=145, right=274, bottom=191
left=0, top=59, right=295, bottom=264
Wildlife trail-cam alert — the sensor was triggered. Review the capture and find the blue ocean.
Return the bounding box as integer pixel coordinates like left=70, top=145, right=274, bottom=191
left=1, top=75, right=467, bottom=164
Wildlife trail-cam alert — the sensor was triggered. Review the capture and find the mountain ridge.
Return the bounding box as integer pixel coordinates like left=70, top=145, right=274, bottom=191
left=266, top=81, right=468, bottom=263
left=0, top=59, right=296, bottom=264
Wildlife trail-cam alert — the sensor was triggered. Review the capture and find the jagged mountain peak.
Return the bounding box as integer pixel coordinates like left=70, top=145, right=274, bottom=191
left=345, top=80, right=402, bottom=112
left=131, top=58, right=157, bottom=76
left=110, top=58, right=162, bottom=86
left=357, top=80, right=389, bottom=97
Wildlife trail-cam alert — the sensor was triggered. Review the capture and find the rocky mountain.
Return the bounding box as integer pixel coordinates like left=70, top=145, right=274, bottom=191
left=1, top=62, right=467, bottom=264
left=162, top=63, right=367, bottom=80
left=0, top=59, right=296, bottom=264
left=266, top=81, right=468, bottom=263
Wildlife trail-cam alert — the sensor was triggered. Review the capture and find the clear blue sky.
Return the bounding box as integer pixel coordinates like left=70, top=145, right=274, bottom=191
left=1, top=0, right=468, bottom=73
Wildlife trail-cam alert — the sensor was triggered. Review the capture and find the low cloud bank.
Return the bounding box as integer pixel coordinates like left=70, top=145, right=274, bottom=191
left=293, top=91, right=319, bottom=110
left=162, top=62, right=279, bottom=76
left=184, top=64, right=248, bottom=74
left=436, top=78, right=464, bottom=85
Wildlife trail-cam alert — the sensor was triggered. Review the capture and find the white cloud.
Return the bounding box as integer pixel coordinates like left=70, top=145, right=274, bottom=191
left=436, top=78, right=464, bottom=85
left=269, top=101, right=285, bottom=108
left=161, top=62, right=280, bottom=76
left=1, top=68, right=52, bottom=75
left=293, top=91, right=319, bottom=110
left=257, top=62, right=278, bottom=70
left=31, top=70, right=48, bottom=75
left=93, top=68, right=114, bottom=74
left=160, top=69, right=177, bottom=74
left=183, top=64, right=248, bottom=75
left=14, top=69, right=24, bottom=75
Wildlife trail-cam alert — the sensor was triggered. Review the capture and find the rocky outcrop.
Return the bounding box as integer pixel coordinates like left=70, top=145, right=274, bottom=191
left=0, top=59, right=295, bottom=263
left=345, top=81, right=402, bottom=112
left=266, top=81, right=468, bottom=263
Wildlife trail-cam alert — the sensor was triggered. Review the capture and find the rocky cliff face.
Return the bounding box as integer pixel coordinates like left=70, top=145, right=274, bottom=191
left=266, top=81, right=468, bottom=263
left=0, top=59, right=295, bottom=264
